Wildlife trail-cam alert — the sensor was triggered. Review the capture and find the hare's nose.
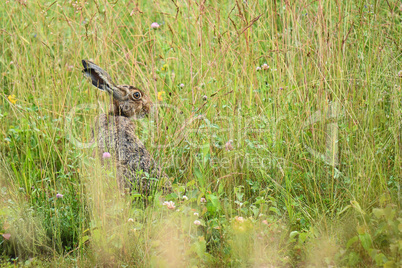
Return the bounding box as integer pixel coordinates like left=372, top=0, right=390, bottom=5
left=144, top=97, right=153, bottom=107
left=142, top=99, right=151, bottom=114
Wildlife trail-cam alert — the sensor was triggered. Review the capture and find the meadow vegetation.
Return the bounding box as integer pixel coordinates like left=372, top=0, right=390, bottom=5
left=0, top=0, right=401, bottom=267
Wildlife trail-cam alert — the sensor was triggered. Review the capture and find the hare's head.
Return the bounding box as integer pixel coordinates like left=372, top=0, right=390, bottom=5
left=82, top=60, right=152, bottom=118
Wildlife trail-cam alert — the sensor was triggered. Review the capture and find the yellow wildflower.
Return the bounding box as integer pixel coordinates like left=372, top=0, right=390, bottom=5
left=157, top=91, right=165, bottom=101
left=161, top=64, right=168, bottom=71
left=7, top=95, right=17, bottom=104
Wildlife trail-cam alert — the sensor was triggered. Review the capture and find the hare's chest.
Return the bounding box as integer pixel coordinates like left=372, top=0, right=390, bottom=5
left=95, top=115, right=140, bottom=161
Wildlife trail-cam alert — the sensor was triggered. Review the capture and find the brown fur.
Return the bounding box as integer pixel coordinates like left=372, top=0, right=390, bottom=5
left=82, top=60, right=171, bottom=193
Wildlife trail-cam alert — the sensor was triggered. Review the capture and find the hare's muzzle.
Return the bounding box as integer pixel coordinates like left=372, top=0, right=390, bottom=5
left=141, top=98, right=152, bottom=116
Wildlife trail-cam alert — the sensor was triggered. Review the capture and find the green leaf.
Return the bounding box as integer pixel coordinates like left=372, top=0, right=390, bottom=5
left=383, top=205, right=396, bottom=221
left=348, top=251, right=361, bottom=266
left=207, top=194, right=220, bottom=210
left=254, top=197, right=265, bottom=205
left=193, top=167, right=205, bottom=188
left=202, top=143, right=210, bottom=158
left=252, top=207, right=259, bottom=217
left=359, top=233, right=372, bottom=250
left=131, top=193, right=142, bottom=198
left=383, top=261, right=395, bottom=268
left=269, top=207, right=281, bottom=216
left=346, top=236, right=359, bottom=249
left=194, top=167, right=202, bottom=180
left=373, top=208, right=385, bottom=219
left=165, top=192, right=178, bottom=200
left=298, top=232, right=309, bottom=244
left=186, top=179, right=196, bottom=187
left=193, top=236, right=206, bottom=259
left=289, top=231, right=299, bottom=239
left=236, top=192, right=244, bottom=202
left=218, top=183, right=224, bottom=195
left=374, top=253, right=388, bottom=266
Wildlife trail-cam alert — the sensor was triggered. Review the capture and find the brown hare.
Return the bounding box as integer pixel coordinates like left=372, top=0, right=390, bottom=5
left=82, top=60, right=170, bottom=194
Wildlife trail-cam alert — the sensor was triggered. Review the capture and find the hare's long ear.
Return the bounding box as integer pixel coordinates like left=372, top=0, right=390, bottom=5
left=82, top=60, right=114, bottom=92
left=82, top=60, right=128, bottom=101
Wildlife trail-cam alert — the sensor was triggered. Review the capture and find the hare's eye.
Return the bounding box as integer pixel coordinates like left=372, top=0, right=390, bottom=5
left=132, top=92, right=141, bottom=100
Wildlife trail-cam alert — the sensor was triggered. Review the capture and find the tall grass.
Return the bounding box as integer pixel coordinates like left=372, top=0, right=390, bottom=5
left=0, top=0, right=401, bottom=266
